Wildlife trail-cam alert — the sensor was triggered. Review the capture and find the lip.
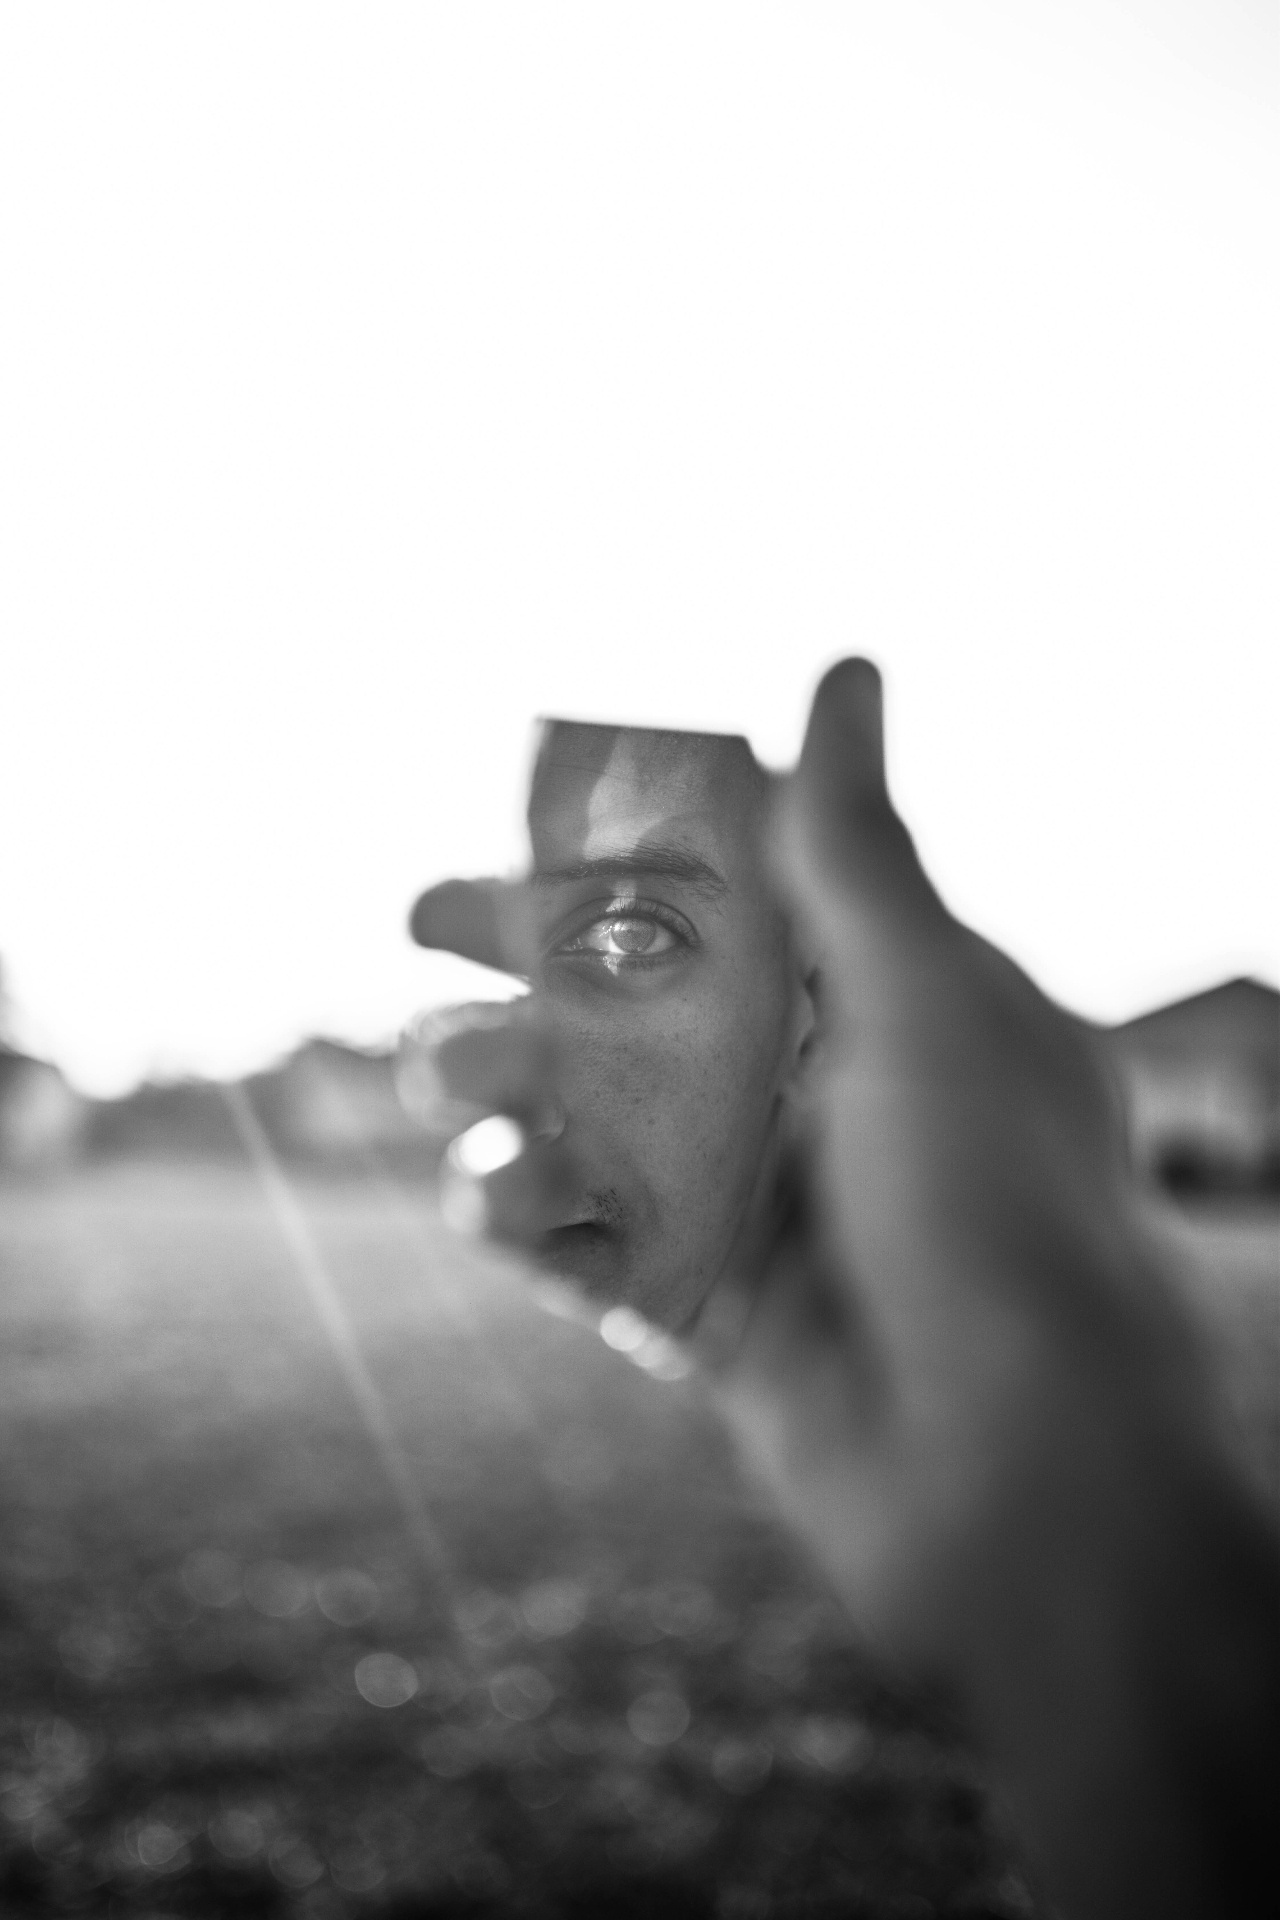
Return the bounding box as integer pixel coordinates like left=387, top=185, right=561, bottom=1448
left=548, top=1191, right=621, bottom=1233
left=538, top=1219, right=619, bottom=1293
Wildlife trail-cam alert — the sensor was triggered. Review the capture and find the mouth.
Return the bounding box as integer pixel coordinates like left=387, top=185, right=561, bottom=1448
left=548, top=1186, right=625, bottom=1234
left=542, top=1219, right=611, bottom=1253
left=538, top=1212, right=623, bottom=1292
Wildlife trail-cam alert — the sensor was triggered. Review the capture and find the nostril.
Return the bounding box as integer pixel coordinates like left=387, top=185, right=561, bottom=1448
left=529, top=1100, right=566, bottom=1143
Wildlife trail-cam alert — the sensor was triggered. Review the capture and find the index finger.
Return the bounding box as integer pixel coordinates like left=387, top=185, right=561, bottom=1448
left=408, top=876, right=537, bottom=976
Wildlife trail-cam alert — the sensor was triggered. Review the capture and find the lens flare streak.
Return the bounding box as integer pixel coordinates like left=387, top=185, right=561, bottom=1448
left=220, top=1082, right=454, bottom=1604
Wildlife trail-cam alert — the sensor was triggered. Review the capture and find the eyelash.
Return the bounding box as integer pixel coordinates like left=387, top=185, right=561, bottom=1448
left=551, top=897, right=696, bottom=968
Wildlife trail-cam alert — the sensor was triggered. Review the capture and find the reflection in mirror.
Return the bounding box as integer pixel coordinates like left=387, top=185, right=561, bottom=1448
left=410, top=721, right=817, bottom=1332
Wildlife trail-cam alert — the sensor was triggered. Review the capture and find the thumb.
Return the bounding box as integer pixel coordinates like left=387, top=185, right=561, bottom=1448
left=772, top=658, right=950, bottom=952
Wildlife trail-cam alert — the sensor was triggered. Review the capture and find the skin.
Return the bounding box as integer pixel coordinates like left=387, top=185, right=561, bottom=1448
left=411, top=722, right=814, bottom=1328
left=410, top=663, right=1279, bottom=1918
left=521, top=721, right=813, bottom=1325
left=717, top=665, right=1280, bottom=1918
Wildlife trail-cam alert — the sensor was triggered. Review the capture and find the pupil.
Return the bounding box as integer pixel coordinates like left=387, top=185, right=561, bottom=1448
left=612, top=918, right=656, bottom=954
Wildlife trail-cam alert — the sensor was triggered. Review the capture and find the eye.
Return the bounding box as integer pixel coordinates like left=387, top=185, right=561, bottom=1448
left=552, top=897, right=694, bottom=968
left=572, top=914, right=678, bottom=958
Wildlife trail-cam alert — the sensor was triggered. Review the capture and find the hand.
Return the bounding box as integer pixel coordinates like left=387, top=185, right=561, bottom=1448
left=398, top=995, right=577, bottom=1245
left=706, top=662, right=1278, bottom=1919
left=696, top=658, right=1208, bottom=1652
left=410, top=661, right=1279, bottom=1920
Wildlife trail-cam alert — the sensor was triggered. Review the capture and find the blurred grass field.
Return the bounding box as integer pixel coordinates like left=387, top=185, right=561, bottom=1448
left=1, top=1161, right=1274, bottom=1919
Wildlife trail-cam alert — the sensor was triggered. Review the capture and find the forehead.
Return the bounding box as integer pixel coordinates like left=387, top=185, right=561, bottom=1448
left=528, top=722, right=766, bottom=878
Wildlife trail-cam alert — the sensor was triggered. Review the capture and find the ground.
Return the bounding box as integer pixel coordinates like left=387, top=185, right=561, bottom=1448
left=0, top=1160, right=1274, bottom=1919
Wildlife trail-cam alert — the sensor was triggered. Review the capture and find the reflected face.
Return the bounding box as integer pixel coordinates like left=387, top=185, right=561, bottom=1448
left=527, top=722, right=809, bottom=1330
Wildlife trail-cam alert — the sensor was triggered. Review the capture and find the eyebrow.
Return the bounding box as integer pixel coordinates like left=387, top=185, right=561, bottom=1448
left=533, top=843, right=728, bottom=898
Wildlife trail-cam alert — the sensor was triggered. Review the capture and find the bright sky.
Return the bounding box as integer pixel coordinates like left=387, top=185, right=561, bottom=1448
left=1, top=2, right=1275, bottom=1095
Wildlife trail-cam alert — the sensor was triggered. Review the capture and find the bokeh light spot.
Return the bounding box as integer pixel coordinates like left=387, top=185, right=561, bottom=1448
left=315, top=1568, right=380, bottom=1626
left=789, top=1714, right=874, bottom=1774
left=244, top=1560, right=310, bottom=1618
left=627, top=1688, right=691, bottom=1747
left=489, top=1664, right=555, bottom=1721
left=208, top=1809, right=264, bottom=1860
left=711, top=1735, right=774, bottom=1794
left=448, top=1114, right=524, bottom=1176
left=354, top=1652, right=419, bottom=1709
left=455, top=1586, right=521, bottom=1648
left=135, top=1820, right=184, bottom=1870
left=599, top=1306, right=651, bottom=1353
left=520, top=1577, right=588, bottom=1638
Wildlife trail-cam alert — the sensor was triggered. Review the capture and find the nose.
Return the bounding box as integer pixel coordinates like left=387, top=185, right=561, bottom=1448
left=529, top=1097, right=566, bottom=1142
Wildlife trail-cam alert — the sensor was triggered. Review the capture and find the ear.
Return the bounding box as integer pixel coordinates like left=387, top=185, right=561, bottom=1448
left=780, top=961, right=822, bottom=1103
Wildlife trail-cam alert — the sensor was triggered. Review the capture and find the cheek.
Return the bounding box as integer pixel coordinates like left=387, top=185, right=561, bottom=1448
left=557, top=977, right=790, bottom=1211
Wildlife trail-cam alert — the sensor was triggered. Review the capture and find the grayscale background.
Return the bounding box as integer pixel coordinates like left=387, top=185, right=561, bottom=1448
left=1, top=5, right=1275, bottom=1917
